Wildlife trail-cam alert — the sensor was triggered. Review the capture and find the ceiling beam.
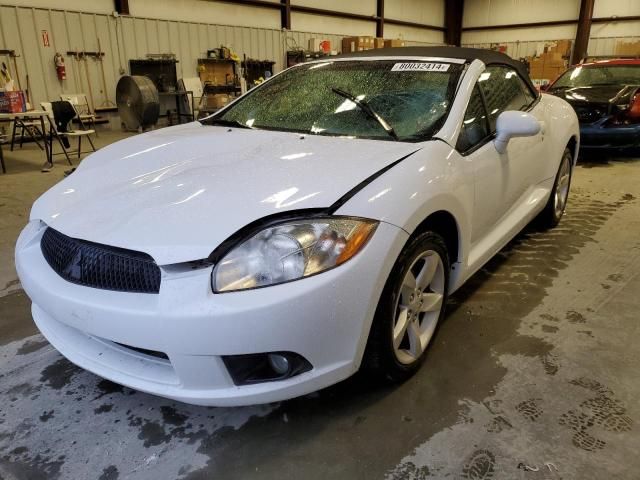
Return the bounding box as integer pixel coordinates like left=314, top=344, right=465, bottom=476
left=376, top=0, right=384, bottom=38
left=462, top=14, right=640, bottom=32
left=445, top=0, right=464, bottom=46
left=462, top=19, right=576, bottom=31
left=214, top=0, right=444, bottom=33
left=280, top=0, right=291, bottom=29
left=592, top=14, right=640, bottom=24
left=571, top=0, right=595, bottom=64
left=216, top=0, right=280, bottom=9
left=384, top=18, right=445, bottom=32
left=289, top=5, right=375, bottom=22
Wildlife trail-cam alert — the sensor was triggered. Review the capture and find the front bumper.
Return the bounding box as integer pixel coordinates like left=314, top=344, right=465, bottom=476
left=15, top=221, right=407, bottom=406
left=579, top=121, right=640, bottom=156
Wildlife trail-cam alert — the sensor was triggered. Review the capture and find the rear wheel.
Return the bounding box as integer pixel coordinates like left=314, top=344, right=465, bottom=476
left=537, top=147, right=572, bottom=229
left=363, top=231, right=449, bottom=382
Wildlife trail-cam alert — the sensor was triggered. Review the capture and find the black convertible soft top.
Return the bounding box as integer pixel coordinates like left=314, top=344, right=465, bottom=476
left=336, top=46, right=536, bottom=94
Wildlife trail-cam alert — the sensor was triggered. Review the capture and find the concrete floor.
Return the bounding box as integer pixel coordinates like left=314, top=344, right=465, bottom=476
left=0, top=132, right=639, bottom=480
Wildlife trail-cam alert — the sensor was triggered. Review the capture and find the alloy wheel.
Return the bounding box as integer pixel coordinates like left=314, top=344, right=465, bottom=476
left=392, top=250, right=445, bottom=365
left=554, top=153, right=572, bottom=219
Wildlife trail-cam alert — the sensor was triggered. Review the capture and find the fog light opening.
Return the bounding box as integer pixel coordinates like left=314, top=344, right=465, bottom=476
left=268, top=353, right=290, bottom=375
left=222, top=351, right=312, bottom=386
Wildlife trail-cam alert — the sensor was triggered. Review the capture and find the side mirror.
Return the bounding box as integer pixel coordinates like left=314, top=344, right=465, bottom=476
left=494, top=111, right=541, bottom=154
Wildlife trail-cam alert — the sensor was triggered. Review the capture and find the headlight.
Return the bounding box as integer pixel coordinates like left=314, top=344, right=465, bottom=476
left=212, top=217, right=378, bottom=292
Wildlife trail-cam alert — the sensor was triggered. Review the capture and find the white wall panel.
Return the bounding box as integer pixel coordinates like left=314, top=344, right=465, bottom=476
left=462, top=25, right=577, bottom=44
left=465, top=34, right=640, bottom=62
left=461, top=40, right=544, bottom=59
left=386, top=0, right=444, bottom=26
left=16, top=7, right=50, bottom=102
left=6, top=0, right=114, bottom=14
left=462, top=0, right=640, bottom=51
left=291, top=12, right=376, bottom=36
left=463, top=0, right=580, bottom=28
left=5, top=1, right=282, bottom=28
left=385, top=24, right=443, bottom=44
left=587, top=35, right=640, bottom=57
left=594, top=0, right=640, bottom=18
left=292, top=0, right=375, bottom=16
left=590, top=19, right=640, bottom=38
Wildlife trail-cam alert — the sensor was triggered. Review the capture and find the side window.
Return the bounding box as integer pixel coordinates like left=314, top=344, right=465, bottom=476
left=517, top=75, right=537, bottom=106
left=478, top=65, right=534, bottom=131
left=456, top=85, right=490, bottom=154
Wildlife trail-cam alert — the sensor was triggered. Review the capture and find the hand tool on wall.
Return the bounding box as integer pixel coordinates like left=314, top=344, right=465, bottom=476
left=71, top=50, right=83, bottom=95
left=82, top=53, right=96, bottom=113
left=25, top=74, right=32, bottom=107
left=0, top=62, right=10, bottom=88
left=97, top=37, right=115, bottom=107
left=11, top=55, right=22, bottom=91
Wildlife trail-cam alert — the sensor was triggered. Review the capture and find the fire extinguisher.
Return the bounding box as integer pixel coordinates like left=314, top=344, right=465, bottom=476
left=54, top=53, right=66, bottom=81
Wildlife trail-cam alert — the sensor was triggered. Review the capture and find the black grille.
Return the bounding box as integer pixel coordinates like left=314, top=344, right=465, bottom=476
left=573, top=104, right=607, bottom=124
left=40, top=227, right=161, bottom=294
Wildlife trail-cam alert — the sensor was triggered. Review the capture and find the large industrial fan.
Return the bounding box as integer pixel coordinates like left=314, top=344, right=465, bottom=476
left=116, top=75, right=160, bottom=131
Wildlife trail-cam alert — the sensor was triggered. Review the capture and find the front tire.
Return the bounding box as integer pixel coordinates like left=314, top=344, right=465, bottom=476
left=363, top=231, right=450, bottom=382
left=537, top=147, right=573, bottom=229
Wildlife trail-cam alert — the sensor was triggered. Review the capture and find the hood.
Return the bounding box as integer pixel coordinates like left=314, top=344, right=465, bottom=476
left=548, top=84, right=624, bottom=105
left=32, top=123, right=420, bottom=264
left=547, top=84, right=639, bottom=123
left=548, top=84, right=640, bottom=107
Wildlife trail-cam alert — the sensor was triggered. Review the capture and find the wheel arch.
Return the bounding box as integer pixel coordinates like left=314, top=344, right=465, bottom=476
left=410, top=210, right=461, bottom=267
left=567, top=135, right=578, bottom=165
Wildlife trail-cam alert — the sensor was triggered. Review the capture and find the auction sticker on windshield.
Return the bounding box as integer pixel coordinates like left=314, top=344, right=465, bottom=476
left=391, top=62, right=450, bottom=72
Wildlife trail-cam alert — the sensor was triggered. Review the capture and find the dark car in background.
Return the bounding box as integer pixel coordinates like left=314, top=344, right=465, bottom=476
left=545, top=59, right=640, bottom=158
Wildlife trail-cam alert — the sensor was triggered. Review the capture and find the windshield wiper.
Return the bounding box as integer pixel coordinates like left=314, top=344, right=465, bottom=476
left=330, top=87, right=399, bottom=141
left=206, top=118, right=253, bottom=129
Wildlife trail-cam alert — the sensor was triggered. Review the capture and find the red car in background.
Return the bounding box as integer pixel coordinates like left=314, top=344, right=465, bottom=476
left=545, top=59, right=640, bottom=157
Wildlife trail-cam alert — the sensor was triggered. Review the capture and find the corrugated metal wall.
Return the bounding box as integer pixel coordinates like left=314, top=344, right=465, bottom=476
left=462, top=41, right=552, bottom=59
left=587, top=36, right=640, bottom=57
left=0, top=5, right=288, bottom=108
left=463, top=35, right=640, bottom=61
left=0, top=4, right=444, bottom=109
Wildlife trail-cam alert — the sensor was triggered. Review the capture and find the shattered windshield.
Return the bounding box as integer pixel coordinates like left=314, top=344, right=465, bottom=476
left=551, top=65, right=640, bottom=88
left=205, top=60, right=462, bottom=142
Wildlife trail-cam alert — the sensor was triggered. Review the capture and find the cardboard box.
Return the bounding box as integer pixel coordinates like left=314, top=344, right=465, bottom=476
left=615, top=40, right=640, bottom=56
left=553, top=39, right=572, bottom=56
left=529, top=57, right=544, bottom=70
left=545, top=66, right=564, bottom=80
left=342, top=36, right=367, bottom=53
left=375, top=37, right=385, bottom=49
left=529, top=62, right=564, bottom=81
left=545, top=51, right=565, bottom=67
left=540, top=40, right=571, bottom=57
left=529, top=66, right=544, bottom=78
left=384, top=39, right=406, bottom=48
left=0, top=91, right=26, bottom=113
left=527, top=48, right=567, bottom=80
left=203, top=93, right=230, bottom=110
left=197, top=60, right=235, bottom=85
left=342, top=36, right=380, bottom=52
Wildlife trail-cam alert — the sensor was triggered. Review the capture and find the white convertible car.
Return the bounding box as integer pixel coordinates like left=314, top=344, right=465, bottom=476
left=16, top=47, right=578, bottom=406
